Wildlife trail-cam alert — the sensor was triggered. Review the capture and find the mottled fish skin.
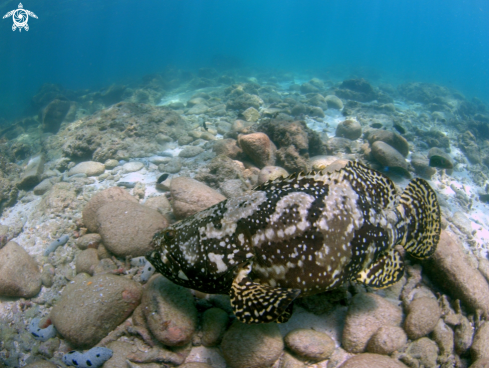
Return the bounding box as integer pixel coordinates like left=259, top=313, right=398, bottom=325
left=146, top=161, right=441, bottom=322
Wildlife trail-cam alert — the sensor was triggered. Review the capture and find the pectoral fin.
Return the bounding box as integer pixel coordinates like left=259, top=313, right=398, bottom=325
left=230, top=263, right=300, bottom=324
left=355, top=248, right=404, bottom=288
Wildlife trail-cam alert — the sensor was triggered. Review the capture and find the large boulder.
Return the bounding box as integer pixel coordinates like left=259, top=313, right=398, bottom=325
left=0, top=241, right=41, bottom=298
left=50, top=273, right=142, bottom=348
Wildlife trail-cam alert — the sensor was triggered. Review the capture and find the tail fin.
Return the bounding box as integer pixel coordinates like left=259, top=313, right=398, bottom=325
left=399, top=178, right=441, bottom=259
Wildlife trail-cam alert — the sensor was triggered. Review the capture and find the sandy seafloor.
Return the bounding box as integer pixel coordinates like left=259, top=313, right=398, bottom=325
left=0, top=72, right=489, bottom=367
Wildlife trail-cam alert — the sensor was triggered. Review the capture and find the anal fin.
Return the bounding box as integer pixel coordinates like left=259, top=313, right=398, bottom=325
left=355, top=248, right=404, bottom=289
left=230, top=264, right=300, bottom=324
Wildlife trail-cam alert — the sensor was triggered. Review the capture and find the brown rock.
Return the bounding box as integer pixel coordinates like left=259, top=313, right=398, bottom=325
left=96, top=200, right=168, bottom=257
left=238, top=132, right=276, bottom=168
left=471, top=322, right=489, bottom=361
left=18, top=155, right=45, bottom=189
left=201, top=307, right=229, bottom=347
left=82, top=187, right=137, bottom=232
left=139, top=275, right=197, bottom=346
left=68, top=161, right=105, bottom=177
left=212, top=138, right=243, bottom=159
left=339, top=353, right=408, bottom=368
left=284, top=328, right=335, bottom=362
left=366, top=326, right=407, bottom=355
left=50, top=273, right=142, bottom=348
left=367, top=129, right=410, bottom=157
left=170, top=177, right=226, bottom=219
left=0, top=241, right=41, bottom=298
left=342, top=292, right=402, bottom=353
left=404, top=337, right=439, bottom=368
left=404, top=297, right=441, bottom=340
left=76, top=233, right=102, bottom=250
left=75, top=248, right=99, bottom=275
left=257, top=166, right=289, bottom=185
left=470, top=358, right=489, bottom=368
left=423, top=230, right=489, bottom=317
left=371, top=141, right=409, bottom=172
left=180, top=363, right=214, bottom=368
left=221, top=321, right=284, bottom=368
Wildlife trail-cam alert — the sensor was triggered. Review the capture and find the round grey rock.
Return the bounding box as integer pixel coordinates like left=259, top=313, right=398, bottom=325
left=50, top=273, right=142, bottom=348
left=68, top=161, right=105, bottom=177
left=284, top=328, right=335, bottom=362
left=122, top=161, right=144, bottom=173
left=0, top=241, right=41, bottom=298
left=367, top=129, right=410, bottom=157
left=221, top=321, right=284, bottom=368
left=336, top=119, right=362, bottom=140
left=179, top=146, right=205, bottom=158
left=325, top=95, right=344, bottom=110
left=96, top=200, right=169, bottom=257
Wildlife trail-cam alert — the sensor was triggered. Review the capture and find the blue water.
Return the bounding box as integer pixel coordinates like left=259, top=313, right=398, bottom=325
left=1, top=0, right=488, bottom=121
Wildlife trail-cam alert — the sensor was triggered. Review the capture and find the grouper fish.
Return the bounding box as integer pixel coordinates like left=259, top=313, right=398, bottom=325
left=146, top=161, right=441, bottom=323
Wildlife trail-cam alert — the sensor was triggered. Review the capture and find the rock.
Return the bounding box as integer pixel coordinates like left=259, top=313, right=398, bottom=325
left=325, top=95, right=344, bottom=110
left=138, top=274, right=197, bottom=346
left=75, top=248, right=99, bottom=275
left=179, top=146, right=205, bottom=158
left=371, top=141, right=409, bottom=173
left=39, top=182, right=76, bottom=215
left=161, top=158, right=182, bottom=174
left=221, top=321, right=283, bottom=368
left=42, top=98, right=71, bottom=134
left=0, top=241, right=42, bottom=298
left=122, top=161, right=144, bottom=173
left=325, top=137, right=351, bottom=154
left=242, top=107, right=260, bottom=122
left=471, top=322, right=489, bottom=361
left=366, top=326, right=407, bottom=355
left=50, top=273, right=142, bottom=348
left=340, top=353, right=408, bottom=368
left=284, top=328, right=335, bottom=362
left=404, top=297, right=441, bottom=340
left=68, top=161, right=105, bottom=177
left=411, top=153, right=436, bottom=179
left=201, top=307, right=229, bottom=347
left=212, top=138, right=243, bottom=160
left=308, top=106, right=325, bottom=118
left=24, top=361, right=58, bottom=368
left=336, top=79, right=378, bottom=102
left=144, top=195, right=172, bottom=214
left=257, top=166, right=289, bottom=185
left=300, top=82, right=319, bottom=94
left=428, top=147, right=454, bottom=169
left=309, top=155, right=339, bottom=171
left=76, top=233, right=102, bottom=250
left=33, top=179, right=53, bottom=195
left=170, top=177, right=226, bottom=219
left=404, top=337, right=439, bottom=368
left=422, top=230, right=489, bottom=317
left=227, top=93, right=264, bottom=112
left=96, top=200, right=168, bottom=257
left=238, top=132, right=277, bottom=168
left=452, top=211, right=473, bottom=237
left=366, top=129, right=410, bottom=157
left=82, top=187, right=138, bottom=233
left=188, top=103, right=209, bottom=115
left=18, top=155, right=45, bottom=189
left=104, top=159, right=119, bottom=169
left=180, top=363, right=214, bottom=368
left=309, top=78, right=324, bottom=89
left=220, top=179, right=245, bottom=198
left=279, top=352, right=307, bottom=368
left=342, top=292, right=402, bottom=353
left=103, top=341, right=139, bottom=368
left=455, top=314, right=474, bottom=355
left=470, top=358, right=489, bottom=368
left=432, top=319, right=454, bottom=357
left=291, top=103, right=307, bottom=116
left=336, top=119, right=362, bottom=140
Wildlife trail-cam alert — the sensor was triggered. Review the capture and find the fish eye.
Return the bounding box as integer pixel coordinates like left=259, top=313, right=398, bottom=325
left=164, top=229, right=176, bottom=240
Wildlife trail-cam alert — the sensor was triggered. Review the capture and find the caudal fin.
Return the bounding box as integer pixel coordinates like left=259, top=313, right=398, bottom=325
left=399, top=178, right=441, bottom=259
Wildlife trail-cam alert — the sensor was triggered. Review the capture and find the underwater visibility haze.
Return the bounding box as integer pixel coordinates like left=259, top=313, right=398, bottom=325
left=1, top=0, right=489, bottom=367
